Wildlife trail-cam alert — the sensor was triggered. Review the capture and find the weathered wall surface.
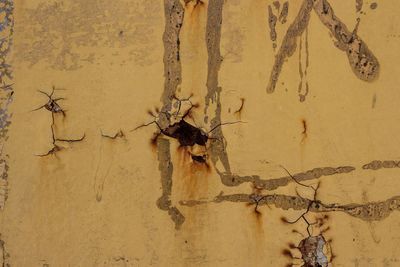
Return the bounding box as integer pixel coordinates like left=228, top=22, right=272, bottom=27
left=1, top=0, right=400, bottom=266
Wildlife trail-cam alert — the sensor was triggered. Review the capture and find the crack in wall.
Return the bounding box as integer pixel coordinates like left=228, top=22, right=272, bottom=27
left=180, top=191, right=400, bottom=222
left=152, top=0, right=388, bottom=236
left=218, top=165, right=355, bottom=189
left=33, top=87, right=85, bottom=157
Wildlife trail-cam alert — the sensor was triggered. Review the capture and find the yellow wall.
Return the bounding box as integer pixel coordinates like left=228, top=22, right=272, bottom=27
left=1, top=0, right=400, bottom=266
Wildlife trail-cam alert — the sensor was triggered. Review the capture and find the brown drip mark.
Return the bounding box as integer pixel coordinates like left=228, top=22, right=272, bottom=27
left=33, top=86, right=85, bottom=157
left=301, top=119, right=307, bottom=144
left=267, top=0, right=379, bottom=95
left=302, top=119, right=307, bottom=135
left=234, top=97, right=245, bottom=118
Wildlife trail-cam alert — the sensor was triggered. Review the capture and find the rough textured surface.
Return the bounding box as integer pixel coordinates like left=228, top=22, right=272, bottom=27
left=2, top=0, right=400, bottom=266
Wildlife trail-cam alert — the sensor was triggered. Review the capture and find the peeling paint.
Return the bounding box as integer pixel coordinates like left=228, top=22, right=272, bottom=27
left=298, top=235, right=329, bottom=267
left=156, top=138, right=185, bottom=229
left=356, top=0, right=363, bottom=13
left=0, top=234, right=9, bottom=267
left=279, top=1, right=289, bottom=24
left=218, top=165, right=355, bottom=189
left=313, top=0, right=379, bottom=82
left=362, top=160, right=400, bottom=170
left=180, top=191, right=400, bottom=222
left=266, top=0, right=313, bottom=94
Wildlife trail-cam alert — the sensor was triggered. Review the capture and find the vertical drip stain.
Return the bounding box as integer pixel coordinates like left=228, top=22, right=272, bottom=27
left=161, top=0, right=185, bottom=110
left=279, top=1, right=289, bottom=24
left=267, top=0, right=379, bottom=95
left=156, top=138, right=185, bottom=229
left=298, top=34, right=304, bottom=98
left=298, top=27, right=310, bottom=102
left=268, top=5, right=277, bottom=47
left=204, top=0, right=231, bottom=174
left=266, top=0, right=313, bottom=94
left=157, top=0, right=185, bottom=229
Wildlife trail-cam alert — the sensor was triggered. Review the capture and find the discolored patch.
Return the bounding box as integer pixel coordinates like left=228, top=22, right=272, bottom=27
left=266, top=0, right=313, bottom=94
left=356, top=0, right=363, bottom=12
left=313, top=0, right=379, bottom=82
left=362, top=160, right=400, bottom=170
left=156, top=138, right=185, bottom=229
left=268, top=5, right=278, bottom=44
left=279, top=1, right=289, bottom=24
left=0, top=234, right=9, bottom=266
left=298, top=235, right=328, bottom=267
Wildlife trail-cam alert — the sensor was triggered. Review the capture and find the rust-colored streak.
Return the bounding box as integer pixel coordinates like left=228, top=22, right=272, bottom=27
left=280, top=216, right=289, bottom=223
left=234, top=98, right=245, bottom=119
left=174, top=146, right=211, bottom=234
left=301, top=118, right=307, bottom=145
left=302, top=119, right=307, bottom=135
left=282, top=249, right=294, bottom=259
left=254, top=207, right=262, bottom=221
left=150, top=132, right=161, bottom=152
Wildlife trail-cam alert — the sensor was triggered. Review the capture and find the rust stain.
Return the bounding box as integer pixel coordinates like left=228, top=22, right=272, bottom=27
left=150, top=132, right=161, bottom=153
left=234, top=97, right=245, bottom=119
left=300, top=118, right=307, bottom=145
left=246, top=202, right=265, bottom=263
left=176, top=145, right=210, bottom=201
left=282, top=248, right=294, bottom=259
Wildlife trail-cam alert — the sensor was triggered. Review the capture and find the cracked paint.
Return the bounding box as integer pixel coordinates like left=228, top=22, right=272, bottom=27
left=2, top=0, right=400, bottom=266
